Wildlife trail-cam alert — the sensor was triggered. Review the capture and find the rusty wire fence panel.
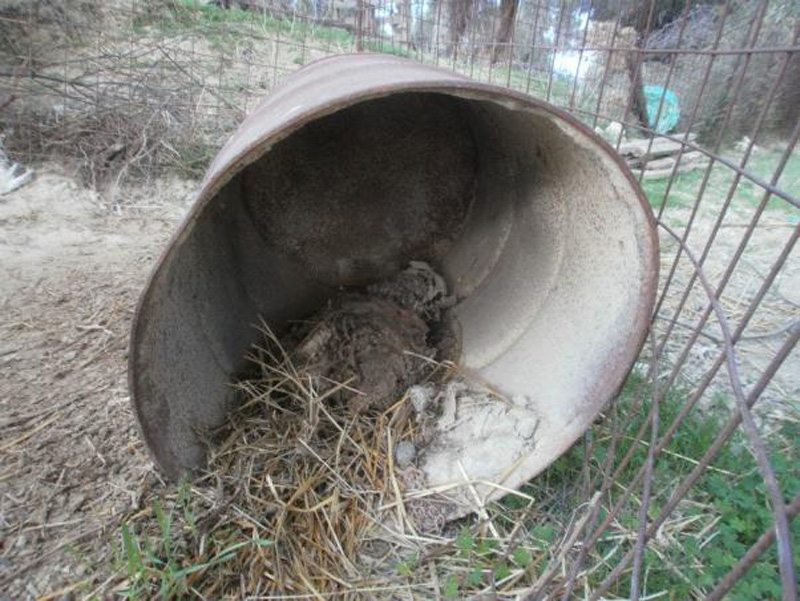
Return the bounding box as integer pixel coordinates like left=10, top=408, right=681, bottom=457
left=1, top=0, right=798, bottom=598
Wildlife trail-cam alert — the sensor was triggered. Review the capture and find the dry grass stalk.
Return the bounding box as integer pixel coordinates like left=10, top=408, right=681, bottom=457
left=186, top=321, right=447, bottom=595
left=110, top=316, right=561, bottom=599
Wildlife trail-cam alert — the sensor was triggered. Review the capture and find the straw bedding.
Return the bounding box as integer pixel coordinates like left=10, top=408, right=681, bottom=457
left=195, top=262, right=470, bottom=594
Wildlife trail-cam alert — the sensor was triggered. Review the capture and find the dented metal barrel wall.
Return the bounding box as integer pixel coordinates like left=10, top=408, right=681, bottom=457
left=129, top=55, right=658, bottom=497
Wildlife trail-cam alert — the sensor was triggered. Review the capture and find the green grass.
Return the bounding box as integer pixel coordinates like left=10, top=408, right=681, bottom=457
left=388, top=370, right=798, bottom=599
left=394, top=529, right=527, bottom=598
left=362, top=39, right=413, bottom=58
left=743, top=147, right=800, bottom=212
left=642, top=147, right=799, bottom=218
left=133, top=1, right=434, bottom=63
left=133, top=0, right=354, bottom=50
left=115, top=482, right=271, bottom=599
left=494, top=372, right=800, bottom=600
left=472, top=64, right=573, bottom=104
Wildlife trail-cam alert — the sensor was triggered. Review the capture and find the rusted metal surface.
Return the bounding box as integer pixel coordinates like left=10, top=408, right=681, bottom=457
left=240, top=92, right=477, bottom=286
left=129, top=54, right=658, bottom=520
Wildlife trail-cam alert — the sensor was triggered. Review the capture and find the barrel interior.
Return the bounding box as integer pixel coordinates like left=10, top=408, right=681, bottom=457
left=132, top=89, right=654, bottom=482
left=240, top=93, right=479, bottom=287
left=230, top=90, right=570, bottom=355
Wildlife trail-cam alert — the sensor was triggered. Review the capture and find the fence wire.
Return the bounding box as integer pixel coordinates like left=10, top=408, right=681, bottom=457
left=1, top=0, right=798, bottom=599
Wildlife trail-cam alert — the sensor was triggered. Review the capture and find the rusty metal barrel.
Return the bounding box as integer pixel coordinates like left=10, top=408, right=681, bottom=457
left=129, top=55, right=658, bottom=498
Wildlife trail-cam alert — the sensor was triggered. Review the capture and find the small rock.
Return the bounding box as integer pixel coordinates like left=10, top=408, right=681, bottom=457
left=407, top=384, right=435, bottom=414
left=394, top=441, right=417, bottom=467
left=68, top=492, right=87, bottom=513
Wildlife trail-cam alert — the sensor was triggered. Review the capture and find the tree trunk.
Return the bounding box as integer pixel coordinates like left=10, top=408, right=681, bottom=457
left=491, top=0, right=518, bottom=64
left=449, top=0, right=470, bottom=60
left=626, top=36, right=650, bottom=134
left=355, top=0, right=364, bottom=51
left=774, top=51, right=800, bottom=134
left=402, top=0, right=413, bottom=50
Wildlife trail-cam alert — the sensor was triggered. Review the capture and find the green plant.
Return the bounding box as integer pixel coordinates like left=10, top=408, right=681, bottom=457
left=362, top=40, right=412, bottom=58
left=134, top=0, right=354, bottom=51
left=395, top=553, right=419, bottom=577
left=430, top=526, right=524, bottom=598
left=116, top=487, right=271, bottom=600
left=510, top=372, right=800, bottom=599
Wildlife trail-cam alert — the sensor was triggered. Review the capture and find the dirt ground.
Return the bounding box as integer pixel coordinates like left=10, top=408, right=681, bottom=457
left=0, top=164, right=797, bottom=599
left=656, top=197, right=800, bottom=421
left=0, top=167, right=192, bottom=599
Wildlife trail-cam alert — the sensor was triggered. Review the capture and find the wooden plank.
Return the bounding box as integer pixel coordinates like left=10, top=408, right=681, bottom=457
left=618, top=133, right=698, bottom=160
left=640, top=156, right=675, bottom=171
left=634, top=150, right=707, bottom=171
left=631, top=158, right=709, bottom=180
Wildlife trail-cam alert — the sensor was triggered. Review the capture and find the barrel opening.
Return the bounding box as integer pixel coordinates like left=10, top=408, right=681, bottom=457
left=131, top=78, right=656, bottom=489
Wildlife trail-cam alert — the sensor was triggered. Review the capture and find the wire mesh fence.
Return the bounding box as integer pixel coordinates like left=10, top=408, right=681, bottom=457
left=1, top=0, right=797, bottom=598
